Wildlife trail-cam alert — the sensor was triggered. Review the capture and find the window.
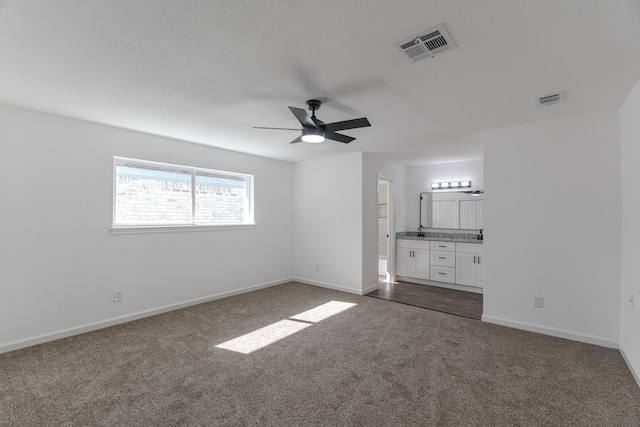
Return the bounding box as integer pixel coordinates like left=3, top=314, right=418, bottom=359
left=113, top=157, right=253, bottom=231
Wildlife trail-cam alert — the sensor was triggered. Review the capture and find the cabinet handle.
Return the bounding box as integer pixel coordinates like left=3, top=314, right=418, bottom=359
left=473, top=256, right=476, bottom=263
left=477, top=256, right=481, bottom=264
left=438, top=272, right=446, bottom=275
left=438, top=256, right=446, bottom=259
left=439, top=245, right=446, bottom=248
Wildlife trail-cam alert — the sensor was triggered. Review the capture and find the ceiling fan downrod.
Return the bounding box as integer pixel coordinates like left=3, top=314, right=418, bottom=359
left=306, top=99, right=321, bottom=117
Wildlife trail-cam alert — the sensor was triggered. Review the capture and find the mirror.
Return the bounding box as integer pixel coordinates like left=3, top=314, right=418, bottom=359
left=420, top=191, right=484, bottom=230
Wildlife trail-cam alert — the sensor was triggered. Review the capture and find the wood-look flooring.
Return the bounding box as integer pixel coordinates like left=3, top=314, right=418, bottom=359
left=366, top=281, right=483, bottom=320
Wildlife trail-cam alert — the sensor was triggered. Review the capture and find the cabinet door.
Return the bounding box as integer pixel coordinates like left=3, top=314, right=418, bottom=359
left=456, top=252, right=477, bottom=286
left=397, top=248, right=415, bottom=277
left=476, top=200, right=484, bottom=230
left=459, top=200, right=477, bottom=229
left=476, top=254, right=484, bottom=288
left=414, top=249, right=430, bottom=279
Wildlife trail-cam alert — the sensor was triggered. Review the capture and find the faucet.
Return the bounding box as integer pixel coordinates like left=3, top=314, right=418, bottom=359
left=417, top=225, right=424, bottom=237
left=478, top=229, right=483, bottom=240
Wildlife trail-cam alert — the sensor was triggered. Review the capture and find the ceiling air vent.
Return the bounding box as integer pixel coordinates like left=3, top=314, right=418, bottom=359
left=538, top=91, right=565, bottom=107
left=395, top=24, right=457, bottom=63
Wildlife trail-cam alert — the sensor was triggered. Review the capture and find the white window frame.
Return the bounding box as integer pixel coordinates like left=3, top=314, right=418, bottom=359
left=111, top=157, right=254, bottom=234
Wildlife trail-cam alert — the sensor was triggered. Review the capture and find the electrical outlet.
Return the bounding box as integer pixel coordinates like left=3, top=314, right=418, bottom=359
left=631, top=294, right=635, bottom=308
left=533, top=296, right=544, bottom=308
left=315, top=264, right=320, bottom=272
left=113, top=290, right=122, bottom=302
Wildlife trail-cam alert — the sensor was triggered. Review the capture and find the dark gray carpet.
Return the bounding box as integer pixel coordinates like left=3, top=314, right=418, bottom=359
left=1, top=282, right=639, bottom=426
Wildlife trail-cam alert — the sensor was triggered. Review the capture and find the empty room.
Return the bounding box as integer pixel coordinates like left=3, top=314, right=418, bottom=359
left=2, top=1, right=640, bottom=425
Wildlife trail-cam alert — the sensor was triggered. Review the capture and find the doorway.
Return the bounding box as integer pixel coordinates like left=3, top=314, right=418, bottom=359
left=377, top=177, right=393, bottom=283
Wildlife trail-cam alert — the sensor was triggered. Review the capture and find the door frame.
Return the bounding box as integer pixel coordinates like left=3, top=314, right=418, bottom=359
left=377, top=175, right=395, bottom=283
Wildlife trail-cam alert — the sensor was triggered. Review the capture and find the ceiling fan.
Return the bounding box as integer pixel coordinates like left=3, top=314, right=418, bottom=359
left=254, top=99, right=371, bottom=144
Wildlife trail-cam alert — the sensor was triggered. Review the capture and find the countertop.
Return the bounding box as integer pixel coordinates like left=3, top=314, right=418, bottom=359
left=396, top=231, right=483, bottom=244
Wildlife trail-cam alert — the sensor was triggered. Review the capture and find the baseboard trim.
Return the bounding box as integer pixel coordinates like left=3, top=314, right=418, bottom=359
left=0, top=277, right=293, bottom=355
left=293, top=277, right=364, bottom=295
left=481, top=315, right=619, bottom=349
left=620, top=342, right=640, bottom=389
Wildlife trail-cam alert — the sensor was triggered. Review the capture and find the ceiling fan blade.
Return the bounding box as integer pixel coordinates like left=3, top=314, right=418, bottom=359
left=325, top=131, right=356, bottom=144
left=289, top=106, right=317, bottom=129
left=323, top=117, right=371, bottom=132
left=253, top=126, right=300, bottom=131
left=289, top=136, right=303, bottom=144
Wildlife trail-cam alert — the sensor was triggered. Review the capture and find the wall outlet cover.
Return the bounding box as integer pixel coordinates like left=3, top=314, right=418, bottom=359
left=533, top=296, right=544, bottom=308
left=113, top=290, right=122, bottom=302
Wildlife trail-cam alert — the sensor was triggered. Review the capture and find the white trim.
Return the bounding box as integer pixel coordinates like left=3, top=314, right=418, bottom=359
left=111, top=224, right=255, bottom=235
left=481, top=315, right=619, bottom=349
left=293, top=277, right=364, bottom=295
left=620, top=342, right=640, bottom=390
left=378, top=175, right=395, bottom=283
left=0, top=277, right=292, bottom=355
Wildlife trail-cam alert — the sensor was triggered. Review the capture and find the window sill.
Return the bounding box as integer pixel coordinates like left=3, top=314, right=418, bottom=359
left=111, top=224, right=255, bottom=235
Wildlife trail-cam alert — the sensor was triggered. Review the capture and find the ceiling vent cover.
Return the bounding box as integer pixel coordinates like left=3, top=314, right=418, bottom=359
left=395, top=24, right=457, bottom=63
left=538, top=91, right=565, bottom=107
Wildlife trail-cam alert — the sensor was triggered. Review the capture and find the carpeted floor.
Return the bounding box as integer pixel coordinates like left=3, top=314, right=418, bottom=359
left=2, top=281, right=640, bottom=426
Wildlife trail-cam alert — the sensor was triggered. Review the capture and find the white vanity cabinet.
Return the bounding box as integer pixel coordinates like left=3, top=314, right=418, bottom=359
left=455, top=243, right=484, bottom=288
left=396, top=240, right=430, bottom=280
left=429, top=241, right=456, bottom=283
left=396, top=238, right=483, bottom=292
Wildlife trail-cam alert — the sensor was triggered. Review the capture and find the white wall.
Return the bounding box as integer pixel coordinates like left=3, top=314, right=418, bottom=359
left=483, top=111, right=621, bottom=347
left=293, top=153, right=363, bottom=294
left=293, top=152, right=407, bottom=295
left=406, top=158, right=484, bottom=231
left=0, top=104, right=294, bottom=352
left=621, top=77, right=640, bottom=384
left=362, top=153, right=407, bottom=292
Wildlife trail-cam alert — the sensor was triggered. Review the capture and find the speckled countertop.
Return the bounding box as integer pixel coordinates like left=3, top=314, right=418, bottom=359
left=396, top=231, right=483, bottom=244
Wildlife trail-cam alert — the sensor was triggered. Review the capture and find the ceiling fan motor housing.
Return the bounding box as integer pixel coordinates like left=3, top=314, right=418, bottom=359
left=306, top=99, right=322, bottom=112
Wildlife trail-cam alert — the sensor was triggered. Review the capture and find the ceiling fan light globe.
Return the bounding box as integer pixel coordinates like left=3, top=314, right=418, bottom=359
left=301, top=134, right=325, bottom=143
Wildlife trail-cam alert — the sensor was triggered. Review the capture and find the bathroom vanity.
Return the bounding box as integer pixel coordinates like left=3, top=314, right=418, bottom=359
left=396, top=232, right=483, bottom=293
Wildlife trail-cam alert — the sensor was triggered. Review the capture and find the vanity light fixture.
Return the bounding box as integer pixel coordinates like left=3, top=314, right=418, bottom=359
left=431, top=180, right=472, bottom=190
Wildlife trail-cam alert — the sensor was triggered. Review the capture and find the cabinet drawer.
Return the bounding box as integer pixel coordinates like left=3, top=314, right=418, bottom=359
left=397, top=239, right=430, bottom=250
left=431, top=251, right=455, bottom=268
left=430, top=266, right=456, bottom=283
left=456, top=242, right=483, bottom=254
left=430, top=241, right=455, bottom=251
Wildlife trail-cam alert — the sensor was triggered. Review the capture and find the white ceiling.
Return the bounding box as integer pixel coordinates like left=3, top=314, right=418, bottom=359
left=1, top=0, right=639, bottom=165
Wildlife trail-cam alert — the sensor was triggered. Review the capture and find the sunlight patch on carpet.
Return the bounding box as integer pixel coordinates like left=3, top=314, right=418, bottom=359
left=216, top=301, right=357, bottom=354
left=290, top=301, right=357, bottom=323
left=215, top=319, right=311, bottom=354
